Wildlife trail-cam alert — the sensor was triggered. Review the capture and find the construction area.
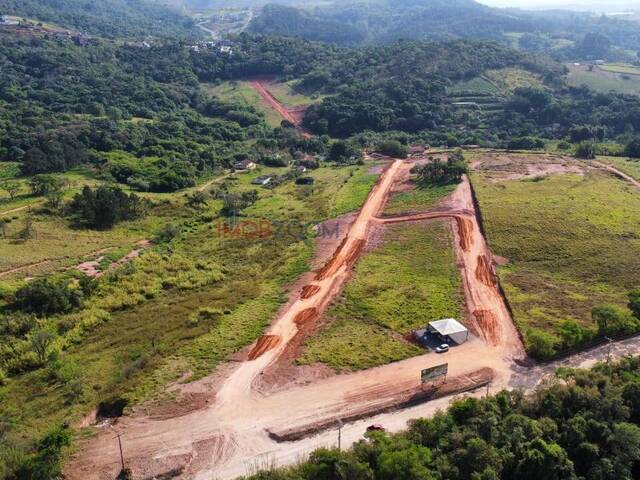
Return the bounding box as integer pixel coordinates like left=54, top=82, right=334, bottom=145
left=65, top=88, right=640, bottom=480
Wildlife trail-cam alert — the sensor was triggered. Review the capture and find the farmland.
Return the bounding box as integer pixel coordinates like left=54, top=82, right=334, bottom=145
left=472, top=155, right=640, bottom=356
left=298, top=220, right=463, bottom=372
left=566, top=63, right=640, bottom=95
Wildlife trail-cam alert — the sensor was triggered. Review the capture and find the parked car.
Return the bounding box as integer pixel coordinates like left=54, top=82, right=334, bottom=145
left=366, top=424, right=385, bottom=432
left=435, top=344, right=450, bottom=353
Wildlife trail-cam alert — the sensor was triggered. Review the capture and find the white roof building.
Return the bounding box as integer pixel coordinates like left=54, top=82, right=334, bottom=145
left=427, top=319, right=469, bottom=345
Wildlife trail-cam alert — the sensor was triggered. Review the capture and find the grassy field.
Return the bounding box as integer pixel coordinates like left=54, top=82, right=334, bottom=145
left=202, top=81, right=283, bottom=127
left=472, top=168, right=640, bottom=353
left=0, top=159, right=382, bottom=452
left=484, top=68, right=544, bottom=92
left=298, top=220, right=463, bottom=372
left=599, top=156, right=640, bottom=180
left=599, top=63, right=640, bottom=76
left=384, top=184, right=456, bottom=216
left=266, top=81, right=322, bottom=107
left=566, top=64, right=640, bottom=95
left=448, top=77, right=499, bottom=95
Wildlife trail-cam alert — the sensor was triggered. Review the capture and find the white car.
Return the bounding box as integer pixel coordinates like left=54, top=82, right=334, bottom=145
left=435, top=344, right=450, bottom=353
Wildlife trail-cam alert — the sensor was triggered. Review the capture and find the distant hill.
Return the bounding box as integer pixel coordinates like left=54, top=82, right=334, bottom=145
left=0, top=0, right=202, bottom=39
left=248, top=0, right=640, bottom=57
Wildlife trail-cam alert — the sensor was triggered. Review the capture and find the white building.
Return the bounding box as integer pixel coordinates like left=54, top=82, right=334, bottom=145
left=427, top=319, right=469, bottom=345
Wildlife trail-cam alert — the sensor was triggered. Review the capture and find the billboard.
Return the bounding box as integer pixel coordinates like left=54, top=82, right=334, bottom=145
left=421, top=364, right=448, bottom=383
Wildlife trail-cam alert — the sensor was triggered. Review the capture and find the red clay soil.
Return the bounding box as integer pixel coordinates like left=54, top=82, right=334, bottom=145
left=249, top=80, right=312, bottom=137
left=473, top=310, right=500, bottom=347
left=248, top=335, right=281, bottom=360
left=300, top=285, right=321, bottom=299
left=455, top=217, right=474, bottom=252
left=294, top=308, right=319, bottom=327
left=315, top=237, right=349, bottom=281
left=267, top=367, right=494, bottom=442
left=475, top=254, right=498, bottom=287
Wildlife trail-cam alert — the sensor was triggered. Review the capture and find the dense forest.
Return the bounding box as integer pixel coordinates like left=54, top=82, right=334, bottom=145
left=3, top=30, right=640, bottom=182
left=245, top=358, right=640, bottom=480
left=249, top=0, right=640, bottom=61
left=0, top=0, right=201, bottom=39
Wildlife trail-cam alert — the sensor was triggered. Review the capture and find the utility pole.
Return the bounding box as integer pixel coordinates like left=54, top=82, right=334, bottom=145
left=337, top=419, right=343, bottom=451
left=605, top=336, right=613, bottom=379
left=114, top=432, right=125, bottom=473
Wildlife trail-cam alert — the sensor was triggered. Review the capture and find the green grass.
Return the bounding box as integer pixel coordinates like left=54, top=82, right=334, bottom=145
left=484, top=68, right=544, bottom=92
left=202, top=80, right=283, bottom=127
left=566, top=64, right=640, bottom=95
left=266, top=81, right=321, bottom=107
left=448, top=77, right=499, bottom=96
left=384, top=184, right=456, bottom=216
left=0, top=160, right=381, bottom=449
left=472, top=169, right=640, bottom=347
left=599, top=156, right=640, bottom=180
left=599, top=63, right=640, bottom=76
left=298, top=221, right=463, bottom=372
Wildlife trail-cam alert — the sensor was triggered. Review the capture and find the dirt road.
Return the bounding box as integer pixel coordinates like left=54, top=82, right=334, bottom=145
left=593, top=161, right=640, bottom=190
left=66, top=156, right=633, bottom=480
left=248, top=80, right=312, bottom=137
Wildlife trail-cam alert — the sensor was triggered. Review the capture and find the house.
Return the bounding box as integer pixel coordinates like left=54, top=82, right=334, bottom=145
left=233, top=159, right=257, bottom=172
left=220, top=46, right=233, bottom=54
left=251, top=175, right=273, bottom=186
left=296, top=165, right=307, bottom=174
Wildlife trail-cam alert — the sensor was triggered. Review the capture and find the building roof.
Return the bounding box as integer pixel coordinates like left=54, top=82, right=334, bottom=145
left=428, top=318, right=467, bottom=336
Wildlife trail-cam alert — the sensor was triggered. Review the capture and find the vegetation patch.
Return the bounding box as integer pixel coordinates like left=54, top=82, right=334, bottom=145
left=473, top=168, right=640, bottom=357
left=299, top=221, right=463, bottom=372
left=384, top=184, right=456, bottom=216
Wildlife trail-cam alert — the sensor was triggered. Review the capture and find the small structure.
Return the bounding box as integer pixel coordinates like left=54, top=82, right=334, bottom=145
left=408, top=145, right=427, bottom=157
left=252, top=175, right=273, bottom=186
left=233, top=159, right=257, bottom=172
left=0, top=15, right=18, bottom=25
left=427, top=319, right=469, bottom=345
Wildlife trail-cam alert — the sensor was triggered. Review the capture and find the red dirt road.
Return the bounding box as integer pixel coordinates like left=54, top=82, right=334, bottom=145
left=249, top=80, right=312, bottom=137
left=66, top=160, right=528, bottom=480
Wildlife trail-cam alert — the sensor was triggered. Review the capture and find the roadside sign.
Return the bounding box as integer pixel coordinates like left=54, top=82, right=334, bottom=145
left=421, top=363, right=448, bottom=384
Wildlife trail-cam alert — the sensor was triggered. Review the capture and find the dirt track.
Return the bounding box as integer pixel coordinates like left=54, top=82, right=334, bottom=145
left=67, top=153, right=637, bottom=480
left=249, top=79, right=312, bottom=137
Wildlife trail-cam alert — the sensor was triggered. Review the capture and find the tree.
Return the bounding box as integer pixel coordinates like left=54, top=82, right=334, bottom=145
left=378, top=445, right=436, bottom=480
left=377, top=140, right=408, bottom=159
left=13, top=425, right=71, bottom=480
left=30, top=330, right=56, bottom=364
left=301, top=448, right=372, bottom=480
left=578, top=32, right=612, bottom=59
left=17, top=216, right=36, bottom=241
left=69, top=186, right=147, bottom=229
left=414, top=153, right=467, bottom=187
left=186, top=191, right=209, bottom=210
left=514, top=439, right=576, bottom=480
left=628, top=290, right=640, bottom=320
left=592, top=304, right=639, bottom=336
left=624, top=138, right=640, bottom=158
left=575, top=141, right=596, bottom=160
left=526, top=328, right=557, bottom=359
left=28, top=175, right=65, bottom=197
left=1, top=181, right=20, bottom=200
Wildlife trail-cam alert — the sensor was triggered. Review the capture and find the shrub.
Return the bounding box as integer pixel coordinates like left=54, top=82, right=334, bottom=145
left=625, top=137, right=640, bottom=158
left=507, top=137, right=545, bottom=150
left=0, top=367, right=7, bottom=386
left=14, top=277, right=91, bottom=316
left=592, top=304, right=640, bottom=336
left=414, top=153, right=467, bottom=186
left=13, top=426, right=71, bottom=480
left=377, top=140, right=408, bottom=158
left=526, top=328, right=558, bottom=360
left=574, top=141, right=597, bottom=160
left=69, top=186, right=147, bottom=229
